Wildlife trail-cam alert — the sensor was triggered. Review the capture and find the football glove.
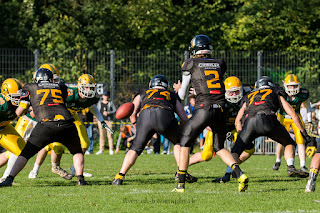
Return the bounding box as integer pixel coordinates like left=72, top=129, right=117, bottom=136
left=301, top=129, right=317, bottom=158
left=101, top=121, right=114, bottom=134
left=306, top=146, right=316, bottom=158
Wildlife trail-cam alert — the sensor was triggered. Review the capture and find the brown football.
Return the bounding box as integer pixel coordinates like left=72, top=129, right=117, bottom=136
left=115, top=102, right=134, bottom=120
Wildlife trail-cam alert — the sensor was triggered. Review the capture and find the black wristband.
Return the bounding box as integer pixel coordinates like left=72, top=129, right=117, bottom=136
left=132, top=121, right=137, bottom=125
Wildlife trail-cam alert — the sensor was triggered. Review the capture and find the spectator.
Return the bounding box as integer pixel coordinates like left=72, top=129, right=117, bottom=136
left=115, top=125, right=136, bottom=154
left=96, top=91, right=117, bottom=155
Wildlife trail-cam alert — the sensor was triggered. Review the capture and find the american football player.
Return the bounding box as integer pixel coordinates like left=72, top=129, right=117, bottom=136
left=172, top=35, right=248, bottom=193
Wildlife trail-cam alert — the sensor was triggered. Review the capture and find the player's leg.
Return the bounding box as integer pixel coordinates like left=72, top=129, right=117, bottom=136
left=96, top=121, right=106, bottom=154
left=305, top=151, right=320, bottom=192
left=292, top=122, right=308, bottom=173
left=173, top=109, right=213, bottom=192
left=106, top=120, right=114, bottom=155
left=28, top=147, right=49, bottom=178
left=59, top=121, right=86, bottom=186
left=112, top=110, right=155, bottom=185
left=71, top=113, right=92, bottom=177
left=273, top=143, right=284, bottom=170
left=50, top=143, right=72, bottom=180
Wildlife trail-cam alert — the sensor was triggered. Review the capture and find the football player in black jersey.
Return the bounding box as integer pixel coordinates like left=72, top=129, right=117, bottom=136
left=173, top=35, right=248, bottom=193
left=112, top=75, right=188, bottom=185
left=231, top=76, right=315, bottom=185
left=0, top=68, right=87, bottom=187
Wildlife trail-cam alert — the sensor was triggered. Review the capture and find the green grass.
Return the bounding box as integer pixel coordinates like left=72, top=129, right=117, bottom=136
left=0, top=152, right=318, bottom=212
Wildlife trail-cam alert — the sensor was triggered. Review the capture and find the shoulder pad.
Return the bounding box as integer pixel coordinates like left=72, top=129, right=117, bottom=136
left=243, top=86, right=252, bottom=93
left=181, top=58, right=193, bottom=72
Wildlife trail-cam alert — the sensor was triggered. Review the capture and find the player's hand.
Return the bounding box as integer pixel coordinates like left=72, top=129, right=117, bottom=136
left=189, top=87, right=197, bottom=96
left=173, top=80, right=181, bottom=93
left=306, top=146, right=316, bottom=158
left=101, top=121, right=114, bottom=134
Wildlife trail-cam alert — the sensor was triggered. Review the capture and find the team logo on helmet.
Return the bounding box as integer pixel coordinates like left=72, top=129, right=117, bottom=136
left=40, top=63, right=60, bottom=83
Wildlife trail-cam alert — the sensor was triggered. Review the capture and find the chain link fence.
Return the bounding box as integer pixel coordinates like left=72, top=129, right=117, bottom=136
left=1, top=49, right=319, bottom=154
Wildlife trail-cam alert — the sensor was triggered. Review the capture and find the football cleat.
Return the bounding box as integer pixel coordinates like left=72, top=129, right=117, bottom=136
left=174, top=172, right=198, bottom=183
left=172, top=183, right=185, bottom=193
left=305, top=178, right=316, bottom=192
left=83, top=172, right=93, bottom=178
left=77, top=179, right=88, bottom=186
left=52, top=166, right=73, bottom=180
left=272, top=162, right=281, bottom=170
left=0, top=176, right=13, bottom=187
left=28, top=170, right=38, bottom=179
left=300, top=166, right=309, bottom=173
left=287, top=165, right=300, bottom=177
left=112, top=173, right=124, bottom=185
left=238, top=174, right=249, bottom=192
left=298, top=167, right=309, bottom=178
left=212, top=173, right=231, bottom=183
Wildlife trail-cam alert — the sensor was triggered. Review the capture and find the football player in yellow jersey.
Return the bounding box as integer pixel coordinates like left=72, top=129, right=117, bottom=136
left=272, top=74, right=314, bottom=176
left=0, top=78, right=27, bottom=182
left=188, top=76, right=255, bottom=183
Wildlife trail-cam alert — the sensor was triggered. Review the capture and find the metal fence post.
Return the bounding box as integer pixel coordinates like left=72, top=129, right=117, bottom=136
left=34, top=49, right=39, bottom=72
left=257, top=50, right=261, bottom=79
left=110, top=50, right=115, bottom=102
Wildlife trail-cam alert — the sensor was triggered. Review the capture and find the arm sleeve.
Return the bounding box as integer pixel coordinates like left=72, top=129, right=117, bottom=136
left=116, top=134, right=122, bottom=150
left=306, top=99, right=312, bottom=123
left=89, top=105, right=104, bottom=122
left=177, top=74, right=191, bottom=100
left=109, top=102, right=117, bottom=114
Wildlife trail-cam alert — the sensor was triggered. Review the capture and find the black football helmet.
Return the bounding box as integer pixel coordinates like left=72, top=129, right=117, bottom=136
left=255, top=76, right=274, bottom=89
left=33, top=68, right=54, bottom=83
left=149, top=75, right=169, bottom=89
left=189, top=34, right=213, bottom=56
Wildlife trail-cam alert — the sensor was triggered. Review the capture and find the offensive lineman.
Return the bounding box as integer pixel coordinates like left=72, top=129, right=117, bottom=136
left=0, top=68, right=87, bottom=186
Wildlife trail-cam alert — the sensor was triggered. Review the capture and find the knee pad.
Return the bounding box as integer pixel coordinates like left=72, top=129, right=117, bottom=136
left=52, top=143, right=65, bottom=155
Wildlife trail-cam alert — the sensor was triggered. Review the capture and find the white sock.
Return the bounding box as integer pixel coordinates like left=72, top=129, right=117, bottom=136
left=276, top=158, right=281, bottom=163
left=33, top=163, right=40, bottom=173
left=2, top=154, right=18, bottom=178
left=52, top=162, right=59, bottom=167
left=286, top=158, right=295, bottom=166
left=300, top=160, right=305, bottom=168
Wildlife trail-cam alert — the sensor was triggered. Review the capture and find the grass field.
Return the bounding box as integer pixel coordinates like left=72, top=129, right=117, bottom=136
left=0, top=151, right=319, bottom=212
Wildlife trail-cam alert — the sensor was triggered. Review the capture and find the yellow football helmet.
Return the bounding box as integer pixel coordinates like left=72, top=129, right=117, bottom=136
left=78, top=74, right=96, bottom=98
left=224, top=76, right=243, bottom=103
left=40, top=63, right=60, bottom=83
left=283, top=74, right=300, bottom=96
left=1, top=78, right=22, bottom=106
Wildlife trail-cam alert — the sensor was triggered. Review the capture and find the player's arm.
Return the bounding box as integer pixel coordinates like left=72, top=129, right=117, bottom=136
left=16, top=90, right=30, bottom=117
left=130, top=94, right=141, bottom=130
left=281, top=96, right=304, bottom=131
left=304, top=99, right=313, bottom=126
left=89, top=104, right=114, bottom=134
left=174, top=74, right=191, bottom=100
left=235, top=103, right=246, bottom=132
left=175, top=99, right=188, bottom=132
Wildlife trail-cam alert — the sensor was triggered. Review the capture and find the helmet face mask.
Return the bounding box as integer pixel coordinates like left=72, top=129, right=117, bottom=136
left=224, top=76, right=243, bottom=103
left=283, top=74, right=300, bottom=96
left=39, top=63, right=60, bottom=83
left=149, top=75, right=169, bottom=89
left=78, top=74, right=96, bottom=98
left=33, top=68, right=54, bottom=83
left=255, top=76, right=274, bottom=89
left=1, top=78, right=22, bottom=106
left=189, top=35, right=213, bottom=56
